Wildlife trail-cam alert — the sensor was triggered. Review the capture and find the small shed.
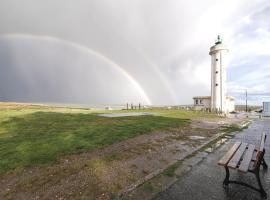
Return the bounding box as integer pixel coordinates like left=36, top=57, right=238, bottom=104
left=226, top=96, right=235, bottom=113
left=263, top=102, right=270, bottom=116
left=193, top=96, right=211, bottom=111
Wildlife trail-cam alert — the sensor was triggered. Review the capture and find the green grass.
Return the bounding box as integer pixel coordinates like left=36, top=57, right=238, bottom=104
left=143, top=182, right=154, bottom=191
left=221, top=123, right=249, bottom=133
left=162, top=163, right=179, bottom=177
left=0, top=107, right=196, bottom=175
left=148, top=109, right=220, bottom=119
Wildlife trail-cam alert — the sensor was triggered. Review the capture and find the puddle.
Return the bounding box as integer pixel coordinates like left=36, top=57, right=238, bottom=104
left=220, top=138, right=228, bottom=143
left=189, top=136, right=205, bottom=140
left=204, top=138, right=228, bottom=153
left=205, top=147, right=214, bottom=153
left=97, top=112, right=152, bottom=118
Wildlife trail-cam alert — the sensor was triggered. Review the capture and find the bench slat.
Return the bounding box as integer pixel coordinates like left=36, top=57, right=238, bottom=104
left=252, top=149, right=257, bottom=161
left=259, top=132, right=266, bottom=152
left=249, top=160, right=255, bottom=171
left=228, top=142, right=248, bottom=169
left=238, top=144, right=256, bottom=172
left=218, top=141, right=241, bottom=166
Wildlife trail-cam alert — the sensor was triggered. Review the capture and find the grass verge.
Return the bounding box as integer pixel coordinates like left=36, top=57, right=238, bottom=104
left=0, top=106, right=194, bottom=175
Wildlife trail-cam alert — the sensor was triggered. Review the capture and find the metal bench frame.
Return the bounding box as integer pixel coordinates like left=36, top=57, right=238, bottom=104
left=220, top=133, right=268, bottom=198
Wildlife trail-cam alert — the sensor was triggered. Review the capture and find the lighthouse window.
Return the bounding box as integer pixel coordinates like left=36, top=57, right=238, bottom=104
left=216, top=71, right=218, bottom=73
left=216, top=58, right=218, bottom=61
left=216, top=83, right=218, bottom=86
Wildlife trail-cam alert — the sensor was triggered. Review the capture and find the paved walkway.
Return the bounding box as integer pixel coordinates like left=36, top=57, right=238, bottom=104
left=155, top=118, right=270, bottom=200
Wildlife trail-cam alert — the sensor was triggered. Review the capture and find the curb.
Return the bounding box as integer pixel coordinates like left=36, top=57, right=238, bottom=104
left=115, top=131, right=231, bottom=199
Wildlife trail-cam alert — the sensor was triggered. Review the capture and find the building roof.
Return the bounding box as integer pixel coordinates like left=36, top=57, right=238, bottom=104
left=215, top=35, right=222, bottom=45
left=193, top=96, right=211, bottom=99
left=226, top=96, right=235, bottom=100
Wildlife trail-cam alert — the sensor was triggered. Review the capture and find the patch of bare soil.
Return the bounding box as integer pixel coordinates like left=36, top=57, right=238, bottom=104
left=0, top=118, right=240, bottom=200
left=191, top=116, right=243, bottom=129
left=0, top=102, right=47, bottom=110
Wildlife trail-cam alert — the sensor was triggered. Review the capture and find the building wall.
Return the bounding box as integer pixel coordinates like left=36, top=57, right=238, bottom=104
left=263, top=102, right=270, bottom=116
left=193, top=97, right=234, bottom=113
left=226, top=99, right=235, bottom=113
left=194, top=98, right=211, bottom=111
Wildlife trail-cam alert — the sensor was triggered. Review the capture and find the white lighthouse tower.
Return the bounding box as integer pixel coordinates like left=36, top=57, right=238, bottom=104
left=209, top=35, right=229, bottom=113
left=193, top=36, right=235, bottom=113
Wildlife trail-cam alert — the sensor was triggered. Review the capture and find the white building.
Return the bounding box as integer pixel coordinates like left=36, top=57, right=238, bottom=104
left=193, top=96, right=211, bottom=111
left=263, top=102, right=270, bottom=116
left=193, top=36, right=235, bottom=113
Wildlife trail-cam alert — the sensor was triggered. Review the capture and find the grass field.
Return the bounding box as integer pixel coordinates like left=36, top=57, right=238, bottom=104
left=0, top=103, right=219, bottom=175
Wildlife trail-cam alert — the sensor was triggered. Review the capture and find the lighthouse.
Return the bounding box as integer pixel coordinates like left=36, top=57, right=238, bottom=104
left=209, top=35, right=228, bottom=113
left=193, top=36, right=235, bottom=114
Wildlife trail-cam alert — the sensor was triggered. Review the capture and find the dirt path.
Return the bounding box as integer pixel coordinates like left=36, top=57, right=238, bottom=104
left=0, top=117, right=243, bottom=200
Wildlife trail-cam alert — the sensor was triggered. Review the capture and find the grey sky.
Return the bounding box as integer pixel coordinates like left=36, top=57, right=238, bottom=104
left=0, top=0, right=269, bottom=105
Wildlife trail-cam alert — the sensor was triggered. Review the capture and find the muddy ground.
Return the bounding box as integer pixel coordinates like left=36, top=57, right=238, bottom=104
left=0, top=117, right=243, bottom=200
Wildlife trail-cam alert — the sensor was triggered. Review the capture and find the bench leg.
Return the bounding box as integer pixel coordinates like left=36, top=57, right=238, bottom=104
left=255, top=170, right=267, bottom=198
left=223, top=166, right=230, bottom=186
left=262, top=158, right=268, bottom=170
left=222, top=166, right=267, bottom=198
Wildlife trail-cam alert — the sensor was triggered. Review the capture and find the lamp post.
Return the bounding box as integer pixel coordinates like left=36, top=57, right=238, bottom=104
left=245, top=89, right=248, bottom=113
left=230, top=89, right=248, bottom=112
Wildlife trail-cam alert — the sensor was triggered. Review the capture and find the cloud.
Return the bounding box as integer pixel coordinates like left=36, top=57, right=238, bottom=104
left=0, top=34, right=152, bottom=105
left=0, top=0, right=269, bottom=105
left=226, top=5, right=270, bottom=105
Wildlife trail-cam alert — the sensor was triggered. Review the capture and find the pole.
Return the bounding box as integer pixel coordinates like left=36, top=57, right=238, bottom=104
left=245, top=90, right=248, bottom=112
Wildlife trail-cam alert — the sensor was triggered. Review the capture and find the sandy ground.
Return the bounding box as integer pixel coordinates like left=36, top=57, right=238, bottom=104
left=0, top=117, right=243, bottom=200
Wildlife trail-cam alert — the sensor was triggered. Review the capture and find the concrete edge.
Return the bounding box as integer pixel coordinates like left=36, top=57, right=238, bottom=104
left=115, top=131, right=232, bottom=199
left=115, top=119, right=251, bottom=199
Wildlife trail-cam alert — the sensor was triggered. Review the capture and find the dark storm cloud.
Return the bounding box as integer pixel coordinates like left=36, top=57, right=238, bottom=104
left=0, top=0, right=269, bottom=105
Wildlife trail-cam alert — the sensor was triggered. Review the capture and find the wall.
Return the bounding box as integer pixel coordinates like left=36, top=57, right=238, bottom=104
left=226, top=99, right=235, bottom=113
left=263, top=102, right=270, bottom=116
left=194, top=98, right=211, bottom=111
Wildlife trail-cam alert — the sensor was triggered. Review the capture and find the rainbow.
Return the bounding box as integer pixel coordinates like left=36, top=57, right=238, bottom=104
left=0, top=33, right=152, bottom=105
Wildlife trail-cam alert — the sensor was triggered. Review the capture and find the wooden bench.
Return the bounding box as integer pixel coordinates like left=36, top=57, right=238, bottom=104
left=218, top=132, right=268, bottom=198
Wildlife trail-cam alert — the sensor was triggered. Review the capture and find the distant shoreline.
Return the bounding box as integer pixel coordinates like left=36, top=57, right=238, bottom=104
left=0, top=101, right=126, bottom=110
left=0, top=101, right=261, bottom=111
left=0, top=101, right=93, bottom=110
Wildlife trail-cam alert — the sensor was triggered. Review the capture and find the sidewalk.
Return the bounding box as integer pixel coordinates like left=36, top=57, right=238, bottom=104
left=155, top=118, right=270, bottom=200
